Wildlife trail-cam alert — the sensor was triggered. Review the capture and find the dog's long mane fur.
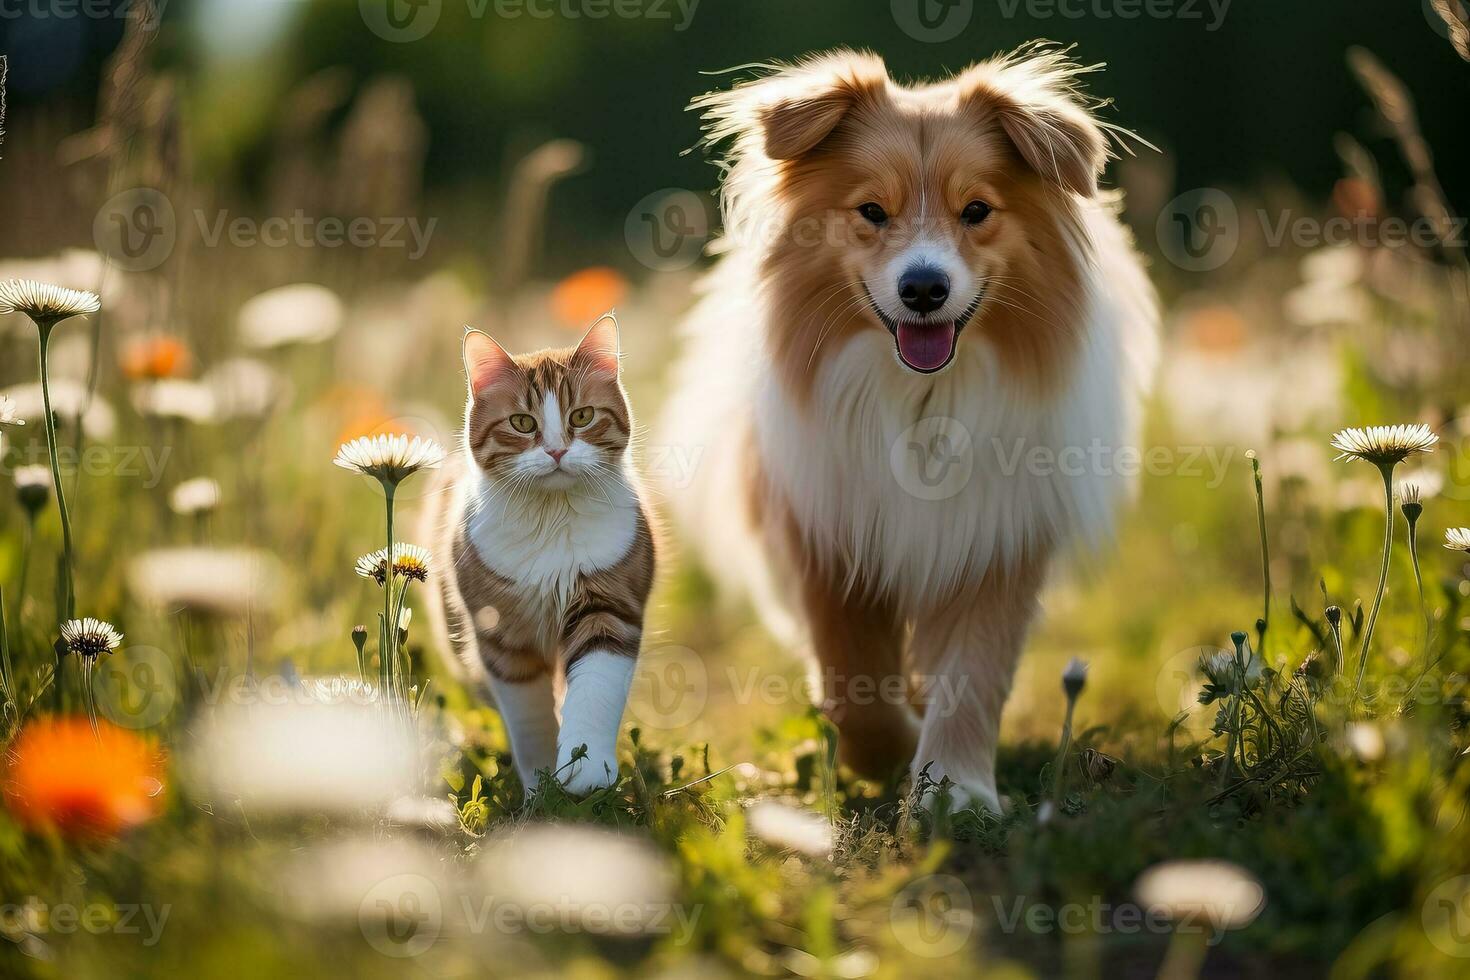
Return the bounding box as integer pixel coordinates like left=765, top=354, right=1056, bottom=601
left=662, top=43, right=1160, bottom=614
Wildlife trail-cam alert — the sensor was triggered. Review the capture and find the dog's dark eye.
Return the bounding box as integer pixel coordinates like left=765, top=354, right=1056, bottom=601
left=856, top=202, right=889, bottom=226
left=961, top=200, right=993, bottom=226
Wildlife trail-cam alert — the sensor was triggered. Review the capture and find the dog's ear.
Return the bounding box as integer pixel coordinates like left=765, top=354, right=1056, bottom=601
left=696, top=51, right=889, bottom=162
left=957, top=51, right=1109, bottom=197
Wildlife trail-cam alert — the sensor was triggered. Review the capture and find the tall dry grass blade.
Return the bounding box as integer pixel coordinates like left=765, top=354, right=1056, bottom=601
left=1347, top=47, right=1470, bottom=320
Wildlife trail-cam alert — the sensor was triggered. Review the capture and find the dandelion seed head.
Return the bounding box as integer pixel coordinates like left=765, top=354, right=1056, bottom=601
left=0, top=279, right=101, bottom=323
left=59, top=617, right=124, bottom=659
left=333, top=433, right=445, bottom=485
left=1446, top=528, right=1470, bottom=554
left=1330, top=423, right=1438, bottom=468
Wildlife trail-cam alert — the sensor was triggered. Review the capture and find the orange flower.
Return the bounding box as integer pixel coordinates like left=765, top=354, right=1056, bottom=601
left=121, top=335, right=193, bottom=381
left=550, top=267, right=627, bottom=328
left=4, top=717, right=165, bottom=838
left=315, top=386, right=405, bottom=446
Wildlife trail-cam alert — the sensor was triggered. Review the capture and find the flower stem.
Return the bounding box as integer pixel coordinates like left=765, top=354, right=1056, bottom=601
left=1049, top=697, right=1078, bottom=812
left=1406, top=517, right=1432, bottom=668
left=14, top=515, right=33, bottom=635
left=382, top=481, right=398, bottom=713
left=1355, top=465, right=1395, bottom=701
left=37, top=324, right=76, bottom=620
left=1250, top=453, right=1271, bottom=654
left=0, top=586, right=14, bottom=707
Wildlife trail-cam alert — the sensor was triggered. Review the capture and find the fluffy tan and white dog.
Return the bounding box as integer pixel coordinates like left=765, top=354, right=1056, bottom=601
left=660, top=45, right=1158, bottom=810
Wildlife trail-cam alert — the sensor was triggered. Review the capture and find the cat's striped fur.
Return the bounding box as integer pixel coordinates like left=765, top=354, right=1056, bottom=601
left=423, top=315, right=655, bottom=793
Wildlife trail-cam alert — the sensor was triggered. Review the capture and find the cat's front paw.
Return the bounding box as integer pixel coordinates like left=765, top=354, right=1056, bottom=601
left=556, top=742, right=619, bottom=795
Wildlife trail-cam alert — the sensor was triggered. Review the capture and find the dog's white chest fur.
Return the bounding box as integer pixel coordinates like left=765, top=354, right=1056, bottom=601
left=754, top=228, right=1150, bottom=614
left=462, top=466, right=638, bottom=600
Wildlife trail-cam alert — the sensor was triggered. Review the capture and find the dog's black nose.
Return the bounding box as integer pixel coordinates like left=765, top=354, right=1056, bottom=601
left=898, top=267, right=950, bottom=315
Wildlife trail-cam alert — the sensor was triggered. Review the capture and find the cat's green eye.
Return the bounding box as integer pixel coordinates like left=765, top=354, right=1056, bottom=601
left=508, top=413, right=538, bottom=434
left=569, top=406, right=595, bottom=428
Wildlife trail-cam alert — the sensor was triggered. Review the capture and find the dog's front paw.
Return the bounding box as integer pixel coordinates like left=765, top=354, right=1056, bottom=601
left=556, top=742, right=619, bottom=795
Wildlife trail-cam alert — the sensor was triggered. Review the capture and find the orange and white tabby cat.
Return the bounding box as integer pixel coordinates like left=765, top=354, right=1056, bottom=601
left=424, top=314, right=655, bottom=794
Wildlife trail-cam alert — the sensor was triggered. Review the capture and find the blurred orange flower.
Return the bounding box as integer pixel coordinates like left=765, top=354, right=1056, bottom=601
left=121, top=335, right=193, bottom=381
left=551, top=267, right=627, bottom=328
left=4, top=717, right=165, bottom=838
left=1180, top=304, right=1248, bottom=352
left=321, top=385, right=416, bottom=447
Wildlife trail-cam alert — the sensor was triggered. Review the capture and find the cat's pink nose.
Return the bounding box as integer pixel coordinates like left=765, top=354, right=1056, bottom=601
left=545, top=447, right=568, bottom=463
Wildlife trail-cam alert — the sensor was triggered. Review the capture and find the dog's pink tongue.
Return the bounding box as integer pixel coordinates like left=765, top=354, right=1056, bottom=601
left=896, top=321, right=956, bottom=372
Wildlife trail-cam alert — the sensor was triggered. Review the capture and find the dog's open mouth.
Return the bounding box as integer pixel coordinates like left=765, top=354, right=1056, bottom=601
left=863, top=286, right=983, bottom=374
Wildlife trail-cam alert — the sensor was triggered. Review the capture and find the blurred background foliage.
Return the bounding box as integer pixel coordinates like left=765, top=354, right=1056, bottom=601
left=3, top=0, right=1469, bottom=276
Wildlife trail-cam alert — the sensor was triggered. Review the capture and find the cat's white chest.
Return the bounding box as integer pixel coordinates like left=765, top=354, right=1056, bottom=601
left=462, top=468, right=638, bottom=600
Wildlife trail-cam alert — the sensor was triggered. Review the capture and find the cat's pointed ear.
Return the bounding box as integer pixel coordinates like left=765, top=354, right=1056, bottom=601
left=463, top=327, right=515, bottom=393
left=573, top=312, right=620, bottom=378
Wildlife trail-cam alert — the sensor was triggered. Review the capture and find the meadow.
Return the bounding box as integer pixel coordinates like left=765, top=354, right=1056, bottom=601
left=3, top=10, right=1470, bottom=980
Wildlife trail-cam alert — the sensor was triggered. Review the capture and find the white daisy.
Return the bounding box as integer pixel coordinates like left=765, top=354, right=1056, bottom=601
left=191, top=703, right=416, bottom=814
left=132, top=379, right=217, bottom=424
left=1135, top=859, right=1265, bottom=931
left=480, top=825, right=675, bottom=934
left=204, top=357, right=288, bottom=420
left=354, top=543, right=432, bottom=585
left=333, top=434, right=445, bottom=486
left=237, top=283, right=343, bottom=349
left=169, top=477, right=222, bottom=516
left=0, top=279, right=101, bottom=324
left=0, top=394, right=22, bottom=426
left=1330, top=424, right=1438, bottom=468
left=0, top=380, right=117, bottom=439
left=128, top=547, right=283, bottom=616
left=59, top=617, right=124, bottom=659
left=746, top=800, right=833, bottom=857
left=1445, top=528, right=1470, bottom=553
